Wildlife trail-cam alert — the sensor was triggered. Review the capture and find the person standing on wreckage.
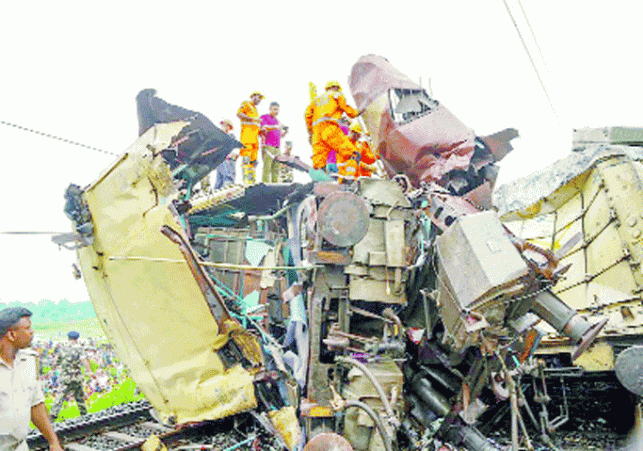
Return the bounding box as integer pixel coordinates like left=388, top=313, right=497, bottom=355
left=0, top=307, right=63, bottom=451
left=237, top=91, right=264, bottom=185
left=213, top=119, right=239, bottom=189
left=305, top=80, right=361, bottom=172
left=260, top=101, right=289, bottom=183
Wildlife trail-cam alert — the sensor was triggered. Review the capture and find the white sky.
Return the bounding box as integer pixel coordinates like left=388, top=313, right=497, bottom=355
left=1, top=1, right=642, bottom=304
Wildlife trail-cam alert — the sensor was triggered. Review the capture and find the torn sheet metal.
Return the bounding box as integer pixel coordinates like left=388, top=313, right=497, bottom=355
left=76, top=122, right=260, bottom=424
left=245, top=240, right=272, bottom=267
left=494, top=144, right=643, bottom=219
left=497, top=144, right=643, bottom=366
left=348, top=55, right=473, bottom=187
left=136, top=89, right=243, bottom=191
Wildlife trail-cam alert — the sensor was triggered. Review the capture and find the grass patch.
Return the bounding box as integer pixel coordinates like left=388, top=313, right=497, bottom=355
left=46, top=378, right=144, bottom=422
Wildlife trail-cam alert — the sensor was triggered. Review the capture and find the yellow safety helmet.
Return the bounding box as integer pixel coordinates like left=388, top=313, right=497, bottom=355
left=325, top=80, right=341, bottom=90
left=250, top=91, right=265, bottom=99
left=349, top=122, right=363, bottom=134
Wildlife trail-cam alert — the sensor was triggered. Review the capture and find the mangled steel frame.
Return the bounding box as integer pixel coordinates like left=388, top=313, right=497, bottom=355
left=496, top=139, right=643, bottom=373
left=71, top=121, right=262, bottom=424
left=62, top=57, right=629, bottom=451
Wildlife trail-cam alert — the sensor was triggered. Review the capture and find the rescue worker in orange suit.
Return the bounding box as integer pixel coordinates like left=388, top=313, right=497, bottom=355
left=305, top=81, right=361, bottom=171
left=348, top=122, right=379, bottom=177
left=237, top=91, right=264, bottom=184
left=337, top=151, right=360, bottom=183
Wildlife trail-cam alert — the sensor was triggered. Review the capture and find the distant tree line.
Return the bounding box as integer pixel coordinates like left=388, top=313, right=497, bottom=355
left=2, top=299, right=96, bottom=324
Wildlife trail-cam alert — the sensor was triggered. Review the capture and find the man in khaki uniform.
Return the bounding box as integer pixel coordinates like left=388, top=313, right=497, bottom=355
left=0, top=307, right=63, bottom=451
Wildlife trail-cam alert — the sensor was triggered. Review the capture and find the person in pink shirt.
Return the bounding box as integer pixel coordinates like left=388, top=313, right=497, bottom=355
left=260, top=102, right=288, bottom=183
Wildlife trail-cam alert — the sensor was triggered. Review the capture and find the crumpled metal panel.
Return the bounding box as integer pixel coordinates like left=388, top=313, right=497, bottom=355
left=349, top=55, right=515, bottom=191
left=500, top=148, right=643, bottom=368
left=436, top=212, right=529, bottom=351
left=267, top=406, right=303, bottom=451
left=349, top=55, right=476, bottom=187
left=436, top=211, right=529, bottom=308
left=77, top=122, right=258, bottom=424
left=359, top=178, right=411, bottom=208
left=136, top=89, right=243, bottom=190
left=494, top=144, right=643, bottom=219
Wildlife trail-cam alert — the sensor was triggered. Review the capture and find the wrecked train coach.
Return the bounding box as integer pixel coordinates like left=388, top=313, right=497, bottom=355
left=60, top=55, right=639, bottom=450
left=494, top=128, right=643, bottom=430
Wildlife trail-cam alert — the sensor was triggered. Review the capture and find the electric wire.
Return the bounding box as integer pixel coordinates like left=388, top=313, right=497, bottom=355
left=501, top=0, right=558, bottom=118
left=517, top=0, right=549, bottom=71
left=0, top=120, right=118, bottom=156
left=0, top=231, right=66, bottom=235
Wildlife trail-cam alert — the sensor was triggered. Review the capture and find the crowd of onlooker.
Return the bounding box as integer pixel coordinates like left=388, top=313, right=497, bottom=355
left=32, top=338, right=127, bottom=397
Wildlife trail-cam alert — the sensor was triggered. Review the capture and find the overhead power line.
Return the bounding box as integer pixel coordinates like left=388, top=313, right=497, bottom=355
left=0, top=231, right=66, bottom=234
left=0, top=120, right=118, bottom=156
left=501, top=0, right=558, bottom=118
left=517, top=0, right=549, bottom=71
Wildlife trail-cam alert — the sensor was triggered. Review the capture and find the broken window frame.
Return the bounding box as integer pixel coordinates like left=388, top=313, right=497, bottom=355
left=387, top=88, right=438, bottom=125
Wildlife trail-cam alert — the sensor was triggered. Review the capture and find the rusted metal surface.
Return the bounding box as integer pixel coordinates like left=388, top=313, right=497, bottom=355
left=317, top=191, right=370, bottom=247
left=349, top=54, right=516, bottom=191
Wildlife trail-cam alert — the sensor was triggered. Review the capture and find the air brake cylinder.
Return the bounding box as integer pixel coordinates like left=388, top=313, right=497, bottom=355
left=530, top=290, right=608, bottom=360
left=407, top=372, right=451, bottom=418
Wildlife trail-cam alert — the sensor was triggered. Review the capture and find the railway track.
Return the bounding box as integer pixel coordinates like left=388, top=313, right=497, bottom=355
left=28, top=401, right=284, bottom=451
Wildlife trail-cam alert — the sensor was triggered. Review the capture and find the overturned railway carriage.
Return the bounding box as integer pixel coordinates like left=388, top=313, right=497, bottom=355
left=62, top=56, right=639, bottom=451
left=495, top=131, right=643, bottom=390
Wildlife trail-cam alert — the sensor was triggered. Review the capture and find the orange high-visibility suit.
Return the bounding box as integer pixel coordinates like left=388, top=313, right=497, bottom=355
left=358, top=141, right=378, bottom=177
left=305, top=91, right=359, bottom=169
left=337, top=156, right=359, bottom=183
left=238, top=100, right=260, bottom=161
left=346, top=135, right=378, bottom=178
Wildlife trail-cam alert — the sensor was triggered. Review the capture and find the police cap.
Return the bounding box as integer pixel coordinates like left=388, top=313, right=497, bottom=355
left=0, top=307, right=33, bottom=337
left=68, top=330, right=80, bottom=340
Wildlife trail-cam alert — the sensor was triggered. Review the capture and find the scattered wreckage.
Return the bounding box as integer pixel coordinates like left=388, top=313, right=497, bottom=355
left=59, top=55, right=642, bottom=450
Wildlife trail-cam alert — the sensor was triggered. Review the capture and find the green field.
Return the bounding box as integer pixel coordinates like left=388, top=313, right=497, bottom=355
left=45, top=378, right=144, bottom=422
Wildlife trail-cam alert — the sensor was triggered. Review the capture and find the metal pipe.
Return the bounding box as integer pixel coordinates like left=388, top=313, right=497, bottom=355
left=530, top=291, right=576, bottom=338
left=108, top=255, right=318, bottom=271
left=341, top=400, right=393, bottom=451
left=336, top=356, right=397, bottom=423
left=382, top=308, right=404, bottom=341
left=530, top=290, right=607, bottom=359
left=408, top=374, right=451, bottom=418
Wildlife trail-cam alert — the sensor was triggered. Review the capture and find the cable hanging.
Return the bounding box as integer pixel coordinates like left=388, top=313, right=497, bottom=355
left=517, top=0, right=549, bottom=72
left=0, top=231, right=66, bottom=235
left=501, top=0, right=558, bottom=118
left=0, top=120, right=118, bottom=156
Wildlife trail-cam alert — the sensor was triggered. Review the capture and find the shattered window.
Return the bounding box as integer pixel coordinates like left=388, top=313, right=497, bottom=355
left=388, top=88, right=438, bottom=124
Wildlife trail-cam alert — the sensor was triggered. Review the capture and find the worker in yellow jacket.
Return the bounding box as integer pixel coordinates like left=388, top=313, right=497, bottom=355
left=237, top=91, right=263, bottom=184
left=305, top=81, right=360, bottom=170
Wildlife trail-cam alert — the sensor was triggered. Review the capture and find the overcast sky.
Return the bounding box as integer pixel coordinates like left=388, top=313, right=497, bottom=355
left=1, top=1, right=642, bottom=304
